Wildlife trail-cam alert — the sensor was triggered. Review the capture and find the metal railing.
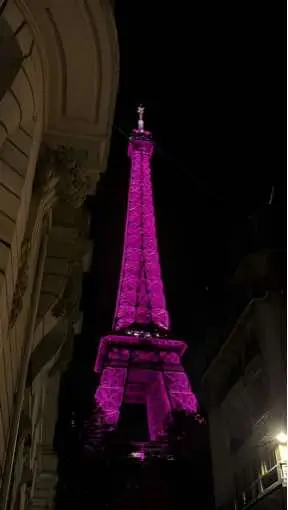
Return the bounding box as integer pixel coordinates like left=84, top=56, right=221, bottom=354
left=233, top=463, right=283, bottom=509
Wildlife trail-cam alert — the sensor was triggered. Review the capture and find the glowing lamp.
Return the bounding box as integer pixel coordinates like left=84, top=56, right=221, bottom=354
left=276, top=432, right=287, bottom=444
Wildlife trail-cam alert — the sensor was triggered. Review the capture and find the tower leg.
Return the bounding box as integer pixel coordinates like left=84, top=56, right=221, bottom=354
left=163, top=371, right=198, bottom=414
left=146, top=372, right=171, bottom=441
left=94, top=367, right=127, bottom=427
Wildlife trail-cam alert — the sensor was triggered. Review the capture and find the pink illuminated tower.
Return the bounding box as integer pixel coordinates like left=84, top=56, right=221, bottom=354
left=94, top=106, right=198, bottom=443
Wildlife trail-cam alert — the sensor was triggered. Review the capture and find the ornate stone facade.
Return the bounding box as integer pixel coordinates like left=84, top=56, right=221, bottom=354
left=0, top=1, right=119, bottom=509
left=35, top=145, right=90, bottom=209
left=9, top=237, right=31, bottom=329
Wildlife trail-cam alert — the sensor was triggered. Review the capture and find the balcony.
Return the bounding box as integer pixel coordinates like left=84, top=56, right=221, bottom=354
left=233, top=462, right=285, bottom=509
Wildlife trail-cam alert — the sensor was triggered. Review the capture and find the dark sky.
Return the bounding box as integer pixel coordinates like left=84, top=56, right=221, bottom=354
left=79, top=1, right=285, bottom=389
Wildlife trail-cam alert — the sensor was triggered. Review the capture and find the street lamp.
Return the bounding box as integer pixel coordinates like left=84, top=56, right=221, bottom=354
left=274, top=431, right=288, bottom=489
left=276, top=432, right=287, bottom=445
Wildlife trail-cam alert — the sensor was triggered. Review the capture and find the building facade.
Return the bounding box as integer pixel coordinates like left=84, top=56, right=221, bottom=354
left=202, top=288, right=286, bottom=510
left=0, top=1, right=119, bottom=509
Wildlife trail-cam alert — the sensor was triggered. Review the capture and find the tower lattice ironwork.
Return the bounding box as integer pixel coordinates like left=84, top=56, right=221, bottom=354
left=94, top=107, right=198, bottom=443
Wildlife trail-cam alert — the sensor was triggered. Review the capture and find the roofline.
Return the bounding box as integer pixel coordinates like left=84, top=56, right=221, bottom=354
left=201, top=292, right=270, bottom=383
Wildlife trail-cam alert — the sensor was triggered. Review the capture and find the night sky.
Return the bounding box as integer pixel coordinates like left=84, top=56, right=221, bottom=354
left=79, top=1, right=285, bottom=395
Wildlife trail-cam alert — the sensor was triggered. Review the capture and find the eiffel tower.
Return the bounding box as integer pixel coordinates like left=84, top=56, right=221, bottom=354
left=94, top=107, right=198, bottom=453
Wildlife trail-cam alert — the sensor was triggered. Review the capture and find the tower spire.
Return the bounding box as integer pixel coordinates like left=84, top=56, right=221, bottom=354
left=113, top=109, right=170, bottom=332
left=137, top=104, right=145, bottom=131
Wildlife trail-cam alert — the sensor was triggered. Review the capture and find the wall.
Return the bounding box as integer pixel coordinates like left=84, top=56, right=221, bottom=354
left=0, top=3, right=44, bottom=480
left=203, top=293, right=286, bottom=509
left=0, top=0, right=119, bottom=508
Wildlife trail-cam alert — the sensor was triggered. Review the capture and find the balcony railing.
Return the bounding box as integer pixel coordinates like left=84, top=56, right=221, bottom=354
left=233, top=463, right=283, bottom=509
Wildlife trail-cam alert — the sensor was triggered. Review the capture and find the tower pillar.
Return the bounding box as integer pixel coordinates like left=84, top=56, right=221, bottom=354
left=95, top=367, right=127, bottom=426
left=163, top=371, right=198, bottom=413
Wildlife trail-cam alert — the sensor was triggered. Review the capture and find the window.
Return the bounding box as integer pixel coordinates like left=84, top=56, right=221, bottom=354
left=261, top=466, right=279, bottom=490
left=260, top=446, right=277, bottom=475
left=234, top=458, right=260, bottom=507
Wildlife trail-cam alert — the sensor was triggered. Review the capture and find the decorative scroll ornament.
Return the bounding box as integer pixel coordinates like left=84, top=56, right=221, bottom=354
left=48, top=325, right=75, bottom=376
left=52, top=263, right=82, bottom=320
left=9, top=237, right=31, bottom=328
left=52, top=208, right=90, bottom=320
left=34, top=147, right=91, bottom=323
left=48, top=341, right=70, bottom=375
left=35, top=145, right=89, bottom=208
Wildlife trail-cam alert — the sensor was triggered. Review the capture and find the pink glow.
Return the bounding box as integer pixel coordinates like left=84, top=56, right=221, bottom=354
left=147, top=372, right=171, bottom=440
left=163, top=372, right=198, bottom=413
left=130, top=443, right=145, bottom=461
left=94, top=367, right=127, bottom=425
left=113, top=129, right=170, bottom=331
left=94, top=334, right=187, bottom=373
left=93, top=114, right=199, bottom=442
left=94, top=334, right=198, bottom=438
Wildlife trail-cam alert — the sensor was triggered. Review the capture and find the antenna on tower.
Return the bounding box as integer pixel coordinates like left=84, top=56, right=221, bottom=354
left=137, top=104, right=145, bottom=132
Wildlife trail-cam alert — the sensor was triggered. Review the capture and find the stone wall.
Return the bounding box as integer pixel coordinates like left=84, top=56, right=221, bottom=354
left=0, top=1, right=119, bottom=508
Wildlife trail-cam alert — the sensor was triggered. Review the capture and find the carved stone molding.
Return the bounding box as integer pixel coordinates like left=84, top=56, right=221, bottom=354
left=52, top=263, right=82, bottom=321
left=9, top=237, right=31, bottom=329
left=51, top=206, right=90, bottom=321
left=9, top=213, right=51, bottom=329
left=18, top=411, right=32, bottom=443
left=21, top=466, right=33, bottom=486
left=65, top=208, right=91, bottom=265
left=35, top=145, right=90, bottom=209
left=28, top=323, right=67, bottom=386
left=48, top=328, right=75, bottom=377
